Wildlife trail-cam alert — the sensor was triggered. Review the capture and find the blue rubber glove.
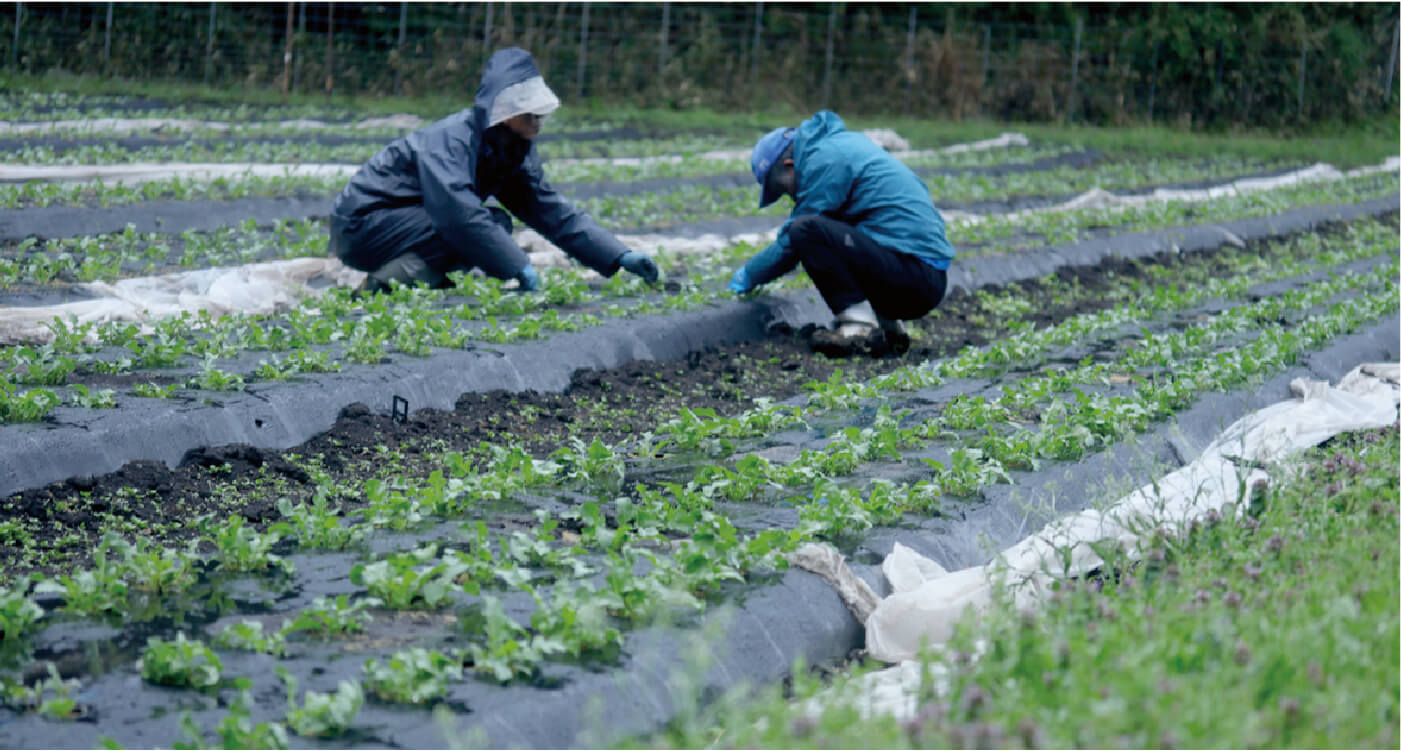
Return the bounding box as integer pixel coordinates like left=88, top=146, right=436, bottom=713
left=728, top=266, right=753, bottom=294
left=516, top=263, right=540, bottom=292
left=619, top=251, right=660, bottom=283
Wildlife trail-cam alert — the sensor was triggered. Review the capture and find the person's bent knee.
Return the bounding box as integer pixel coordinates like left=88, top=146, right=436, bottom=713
left=787, top=214, right=826, bottom=249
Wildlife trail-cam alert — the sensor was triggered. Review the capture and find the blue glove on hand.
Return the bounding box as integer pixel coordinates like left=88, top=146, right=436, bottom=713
left=516, top=263, right=540, bottom=292
left=728, top=266, right=753, bottom=294
left=619, top=251, right=660, bottom=283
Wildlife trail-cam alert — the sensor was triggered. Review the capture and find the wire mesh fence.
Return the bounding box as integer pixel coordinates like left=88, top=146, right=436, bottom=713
left=4, top=2, right=1398, bottom=128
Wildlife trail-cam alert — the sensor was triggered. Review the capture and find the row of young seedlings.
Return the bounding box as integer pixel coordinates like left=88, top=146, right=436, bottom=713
left=0, top=218, right=327, bottom=289
left=0, top=200, right=1389, bottom=424
left=0, top=239, right=770, bottom=422
left=0, top=223, right=1390, bottom=739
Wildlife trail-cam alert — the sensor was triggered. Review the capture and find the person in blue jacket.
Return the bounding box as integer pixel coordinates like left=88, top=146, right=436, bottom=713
left=329, top=47, right=659, bottom=294
left=728, top=111, right=954, bottom=355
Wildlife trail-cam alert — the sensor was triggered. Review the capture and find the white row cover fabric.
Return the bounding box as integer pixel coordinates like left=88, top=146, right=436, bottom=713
left=0, top=163, right=358, bottom=186
left=942, top=156, right=1401, bottom=226
left=548, top=131, right=1026, bottom=167
left=0, top=114, right=425, bottom=136
left=0, top=129, right=1002, bottom=183
left=792, top=362, right=1400, bottom=721
left=0, top=257, right=363, bottom=345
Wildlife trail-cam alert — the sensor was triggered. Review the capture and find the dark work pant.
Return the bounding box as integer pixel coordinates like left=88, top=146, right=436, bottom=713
left=330, top=205, right=514, bottom=275
left=787, top=214, right=948, bottom=320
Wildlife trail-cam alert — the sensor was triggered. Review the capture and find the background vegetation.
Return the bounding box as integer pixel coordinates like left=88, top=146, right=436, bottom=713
left=3, top=2, right=1398, bottom=130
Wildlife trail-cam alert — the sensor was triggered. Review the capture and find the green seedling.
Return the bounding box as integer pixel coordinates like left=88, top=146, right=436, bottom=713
left=349, top=545, right=467, bottom=609
left=203, top=515, right=292, bottom=574
left=33, top=536, right=129, bottom=615
left=276, top=496, right=364, bottom=550
left=0, top=582, right=43, bottom=642
left=175, top=685, right=289, bottom=750
left=462, top=596, right=560, bottom=683
left=283, top=594, right=379, bottom=638
left=363, top=647, right=462, bottom=704
left=276, top=668, right=362, bottom=738
left=214, top=620, right=287, bottom=656
left=2, top=663, right=82, bottom=721
left=139, top=633, right=222, bottom=689
left=108, top=534, right=199, bottom=594
left=66, top=384, right=117, bottom=408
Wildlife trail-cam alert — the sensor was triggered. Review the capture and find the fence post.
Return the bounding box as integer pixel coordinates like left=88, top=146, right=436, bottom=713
left=103, top=2, right=113, bottom=66
left=282, top=2, right=294, bottom=98
left=750, top=2, right=763, bottom=93
left=204, top=2, right=216, bottom=84
left=294, top=1, right=306, bottom=91
left=902, top=6, right=917, bottom=115
left=981, top=24, right=991, bottom=88
left=10, top=2, right=18, bottom=69
left=822, top=3, right=837, bottom=109
left=1385, top=15, right=1398, bottom=102
left=1297, top=45, right=1306, bottom=121
left=482, top=2, right=493, bottom=69
left=325, top=1, right=335, bottom=99
left=576, top=3, right=588, bottom=98
left=1147, top=37, right=1158, bottom=122
left=394, top=2, right=407, bottom=95
left=658, top=2, right=668, bottom=78
left=1067, top=17, right=1082, bottom=122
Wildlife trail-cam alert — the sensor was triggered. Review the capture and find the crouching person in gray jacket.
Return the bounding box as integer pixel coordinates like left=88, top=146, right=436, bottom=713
left=329, top=46, right=659, bottom=294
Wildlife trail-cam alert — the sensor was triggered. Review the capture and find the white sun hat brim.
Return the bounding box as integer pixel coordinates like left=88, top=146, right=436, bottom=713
left=489, top=76, right=561, bottom=127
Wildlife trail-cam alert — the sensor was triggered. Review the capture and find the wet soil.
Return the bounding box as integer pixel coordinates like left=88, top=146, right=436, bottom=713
left=0, top=235, right=1310, bottom=580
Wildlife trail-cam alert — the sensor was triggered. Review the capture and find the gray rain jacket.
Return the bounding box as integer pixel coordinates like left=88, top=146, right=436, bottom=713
left=329, top=47, right=628, bottom=279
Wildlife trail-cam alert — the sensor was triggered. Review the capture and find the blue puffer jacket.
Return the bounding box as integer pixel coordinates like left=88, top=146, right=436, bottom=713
left=740, top=110, right=955, bottom=287
left=330, top=47, right=628, bottom=279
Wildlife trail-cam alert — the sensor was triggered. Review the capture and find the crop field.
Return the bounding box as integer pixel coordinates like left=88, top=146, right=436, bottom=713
left=0, top=90, right=1396, bottom=748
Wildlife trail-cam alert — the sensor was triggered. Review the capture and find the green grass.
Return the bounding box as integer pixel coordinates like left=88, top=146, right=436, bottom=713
left=649, top=424, right=1400, bottom=749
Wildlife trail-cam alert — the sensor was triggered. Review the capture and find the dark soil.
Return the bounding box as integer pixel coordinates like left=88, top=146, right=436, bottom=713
left=0, top=221, right=1382, bottom=579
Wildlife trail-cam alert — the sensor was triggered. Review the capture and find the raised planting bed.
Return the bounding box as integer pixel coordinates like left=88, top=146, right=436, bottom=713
left=0, top=198, right=1395, bottom=493
left=0, top=211, right=1395, bottom=748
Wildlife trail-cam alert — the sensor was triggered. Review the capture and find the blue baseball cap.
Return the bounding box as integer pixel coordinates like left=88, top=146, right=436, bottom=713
left=751, top=126, right=796, bottom=209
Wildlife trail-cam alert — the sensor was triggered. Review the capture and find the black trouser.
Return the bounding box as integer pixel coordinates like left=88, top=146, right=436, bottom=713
left=788, top=214, right=947, bottom=320
left=330, top=205, right=514, bottom=276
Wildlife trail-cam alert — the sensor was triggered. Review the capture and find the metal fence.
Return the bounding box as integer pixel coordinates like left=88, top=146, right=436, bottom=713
left=5, top=2, right=1399, bottom=127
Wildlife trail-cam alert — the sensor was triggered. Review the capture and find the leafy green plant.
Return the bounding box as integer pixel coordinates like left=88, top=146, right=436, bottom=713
left=214, top=620, right=287, bottom=656
left=349, top=545, right=467, bottom=609
left=203, top=515, right=292, bottom=574
left=0, top=582, right=43, bottom=642
left=32, top=537, right=129, bottom=614
left=277, top=669, right=362, bottom=738
left=108, top=534, right=200, bottom=594
left=1, top=663, right=83, bottom=721
left=283, top=595, right=378, bottom=638
left=175, top=686, right=289, bottom=750
left=66, top=384, right=117, bottom=408
left=276, top=496, right=364, bottom=550
left=138, top=633, right=222, bottom=689
left=462, top=596, right=559, bottom=683
left=363, top=647, right=462, bottom=704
